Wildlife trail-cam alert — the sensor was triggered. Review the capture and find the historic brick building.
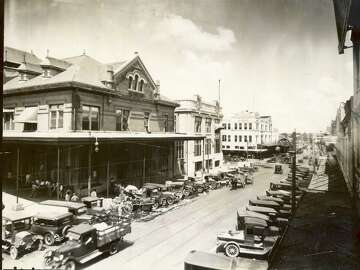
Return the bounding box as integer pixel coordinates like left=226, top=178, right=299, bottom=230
left=2, top=47, right=203, bottom=196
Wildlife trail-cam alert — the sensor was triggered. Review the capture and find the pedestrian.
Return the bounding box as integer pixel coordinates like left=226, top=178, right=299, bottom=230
left=25, top=173, right=31, bottom=185
left=71, top=193, right=80, bottom=202
left=65, top=190, right=72, bottom=201
left=30, top=180, right=39, bottom=198
left=90, top=189, right=97, bottom=198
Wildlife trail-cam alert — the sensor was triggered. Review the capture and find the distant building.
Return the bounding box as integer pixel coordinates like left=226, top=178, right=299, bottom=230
left=221, top=111, right=274, bottom=158
left=175, top=95, right=223, bottom=177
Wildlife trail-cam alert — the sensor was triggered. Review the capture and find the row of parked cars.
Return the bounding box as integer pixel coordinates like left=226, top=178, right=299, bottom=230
left=215, top=166, right=312, bottom=260
left=2, top=196, right=131, bottom=270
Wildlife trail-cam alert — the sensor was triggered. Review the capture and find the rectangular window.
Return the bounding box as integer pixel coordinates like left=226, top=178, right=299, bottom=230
left=205, top=159, right=212, bottom=170
left=222, top=135, right=227, bottom=141
left=235, top=146, right=239, bottom=149
left=244, top=123, right=247, bottom=130
left=235, top=135, right=237, bottom=142
left=163, top=114, right=169, bottom=132
left=249, top=123, right=252, bottom=130
left=256, top=122, right=259, bottom=130
left=244, top=135, right=248, bottom=142
left=195, top=116, right=202, bottom=133
left=222, top=123, right=226, bottom=129
left=205, top=138, right=211, bottom=155
left=3, top=109, right=15, bottom=130
left=144, top=112, right=150, bottom=131
left=239, top=135, right=242, bottom=142
left=239, top=123, right=242, bottom=130
left=175, top=141, right=184, bottom=159
left=195, top=161, right=203, bottom=172
left=49, top=104, right=64, bottom=129
left=215, top=160, right=220, bottom=167
left=249, top=135, right=252, bottom=142
left=82, top=105, right=99, bottom=131
left=228, top=135, right=231, bottom=142
left=205, top=118, right=212, bottom=133
left=235, top=123, right=237, bottom=129
left=194, top=140, right=202, bottom=156
left=116, top=109, right=130, bottom=131
left=227, top=123, right=231, bottom=130
left=215, top=133, right=220, bottom=153
left=226, top=145, right=230, bottom=149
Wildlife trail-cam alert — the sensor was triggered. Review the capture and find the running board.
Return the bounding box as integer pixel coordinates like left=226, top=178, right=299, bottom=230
left=79, top=250, right=103, bottom=263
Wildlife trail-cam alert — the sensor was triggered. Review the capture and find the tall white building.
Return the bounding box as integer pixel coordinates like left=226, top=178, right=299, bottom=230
left=221, top=111, right=274, bottom=158
left=175, top=95, right=223, bottom=177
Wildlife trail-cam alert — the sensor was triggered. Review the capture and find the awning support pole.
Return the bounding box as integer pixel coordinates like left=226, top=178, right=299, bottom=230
left=16, top=147, right=20, bottom=204
left=88, top=144, right=92, bottom=196
left=106, top=145, right=110, bottom=198
left=57, top=146, right=60, bottom=200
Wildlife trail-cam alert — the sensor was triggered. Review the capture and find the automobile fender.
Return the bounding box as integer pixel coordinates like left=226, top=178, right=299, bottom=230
left=61, top=255, right=78, bottom=265
left=223, top=241, right=240, bottom=249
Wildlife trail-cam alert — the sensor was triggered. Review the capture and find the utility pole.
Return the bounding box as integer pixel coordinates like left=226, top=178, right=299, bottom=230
left=291, top=131, right=297, bottom=215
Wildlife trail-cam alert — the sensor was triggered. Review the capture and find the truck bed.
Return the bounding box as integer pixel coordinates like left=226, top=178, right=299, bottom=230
left=93, top=217, right=131, bottom=247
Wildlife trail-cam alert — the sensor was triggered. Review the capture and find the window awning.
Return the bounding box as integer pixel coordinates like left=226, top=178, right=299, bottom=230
left=3, top=108, right=14, bottom=113
left=14, top=107, right=38, bottom=123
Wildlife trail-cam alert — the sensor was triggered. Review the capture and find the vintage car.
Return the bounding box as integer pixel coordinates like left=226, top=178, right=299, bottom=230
left=165, top=181, right=187, bottom=199
left=203, top=174, right=222, bottom=190
left=123, top=190, right=155, bottom=212
left=189, top=177, right=211, bottom=193
left=246, top=205, right=288, bottom=227
left=184, top=250, right=239, bottom=270
left=141, top=183, right=180, bottom=207
left=172, top=178, right=197, bottom=196
left=248, top=200, right=291, bottom=218
left=236, top=211, right=280, bottom=236
left=44, top=219, right=131, bottom=270
left=274, top=165, right=283, bottom=174
left=266, top=190, right=301, bottom=205
left=31, top=212, right=74, bottom=246
left=2, top=210, right=44, bottom=259
left=227, top=172, right=245, bottom=189
left=269, top=182, right=301, bottom=192
left=257, top=196, right=291, bottom=211
left=216, top=220, right=279, bottom=258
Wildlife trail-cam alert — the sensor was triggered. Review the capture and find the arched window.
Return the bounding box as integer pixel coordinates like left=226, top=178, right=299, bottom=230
left=139, top=80, right=144, bottom=92
left=133, top=75, right=139, bottom=90
left=128, top=76, right=133, bottom=89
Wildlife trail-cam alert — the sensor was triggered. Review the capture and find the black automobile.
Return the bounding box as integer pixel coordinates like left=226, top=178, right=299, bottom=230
left=274, top=165, right=283, bottom=174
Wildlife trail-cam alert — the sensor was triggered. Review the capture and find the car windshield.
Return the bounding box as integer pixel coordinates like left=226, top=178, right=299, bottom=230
left=67, top=232, right=81, bottom=241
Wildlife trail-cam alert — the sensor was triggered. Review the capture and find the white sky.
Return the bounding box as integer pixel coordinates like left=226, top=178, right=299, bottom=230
left=4, top=0, right=354, bottom=133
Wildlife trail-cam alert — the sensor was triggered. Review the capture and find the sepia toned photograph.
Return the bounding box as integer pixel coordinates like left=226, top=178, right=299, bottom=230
left=1, top=0, right=360, bottom=270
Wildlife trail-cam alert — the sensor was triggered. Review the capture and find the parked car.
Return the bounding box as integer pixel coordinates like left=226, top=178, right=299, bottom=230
left=173, top=178, right=197, bottom=197
left=141, top=183, right=180, bottom=207
left=216, top=218, right=279, bottom=258
left=248, top=199, right=291, bottom=218
left=236, top=211, right=280, bottom=236
left=257, top=196, right=291, bottom=211
left=31, top=212, right=74, bottom=246
left=184, top=250, right=238, bottom=270
left=44, top=219, right=131, bottom=270
left=165, top=181, right=187, bottom=199
left=2, top=211, right=43, bottom=259
left=246, top=205, right=289, bottom=227
left=123, top=190, right=155, bottom=212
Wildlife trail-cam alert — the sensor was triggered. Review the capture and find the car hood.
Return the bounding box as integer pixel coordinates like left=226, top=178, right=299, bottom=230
left=55, top=240, right=81, bottom=254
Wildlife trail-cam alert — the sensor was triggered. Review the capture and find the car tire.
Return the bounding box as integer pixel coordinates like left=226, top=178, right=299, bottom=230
left=152, top=202, right=159, bottom=210
left=167, top=197, right=175, bottom=205
left=44, top=233, right=55, bottom=246
left=225, top=243, right=240, bottom=258
left=10, top=246, right=18, bottom=260
left=161, top=199, right=167, bottom=207
left=62, top=225, right=72, bottom=237
left=197, top=187, right=204, bottom=193
left=64, top=260, right=76, bottom=270
left=183, top=189, right=190, bottom=198
left=109, top=241, right=119, bottom=255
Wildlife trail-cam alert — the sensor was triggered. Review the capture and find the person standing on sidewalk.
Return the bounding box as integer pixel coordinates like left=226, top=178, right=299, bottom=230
left=64, top=190, right=71, bottom=201
left=90, top=189, right=97, bottom=198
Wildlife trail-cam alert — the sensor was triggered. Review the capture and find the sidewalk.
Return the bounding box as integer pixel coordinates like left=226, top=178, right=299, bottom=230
left=269, top=155, right=360, bottom=270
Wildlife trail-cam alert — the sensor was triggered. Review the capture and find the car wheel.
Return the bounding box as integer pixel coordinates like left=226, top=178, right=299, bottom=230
left=167, top=197, right=175, bottom=205
left=10, top=246, right=18, bottom=260
left=183, top=189, right=190, bottom=198
left=152, top=202, right=159, bottom=210
left=62, top=225, right=72, bottom=237
left=44, top=233, right=55, bottom=246
left=161, top=199, right=167, bottom=207
left=64, top=260, right=76, bottom=270
left=225, top=243, right=240, bottom=258
left=109, top=241, right=119, bottom=255
left=197, top=187, right=204, bottom=193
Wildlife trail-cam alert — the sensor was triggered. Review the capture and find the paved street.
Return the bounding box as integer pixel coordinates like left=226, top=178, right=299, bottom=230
left=2, top=165, right=287, bottom=270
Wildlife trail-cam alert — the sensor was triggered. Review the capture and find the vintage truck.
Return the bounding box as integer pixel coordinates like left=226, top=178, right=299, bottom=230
left=246, top=205, right=288, bottom=228
left=248, top=199, right=291, bottom=218
left=236, top=211, right=280, bottom=236
left=2, top=210, right=44, bottom=259
left=216, top=217, right=279, bottom=258
left=257, top=195, right=291, bottom=211
left=44, top=217, right=131, bottom=270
